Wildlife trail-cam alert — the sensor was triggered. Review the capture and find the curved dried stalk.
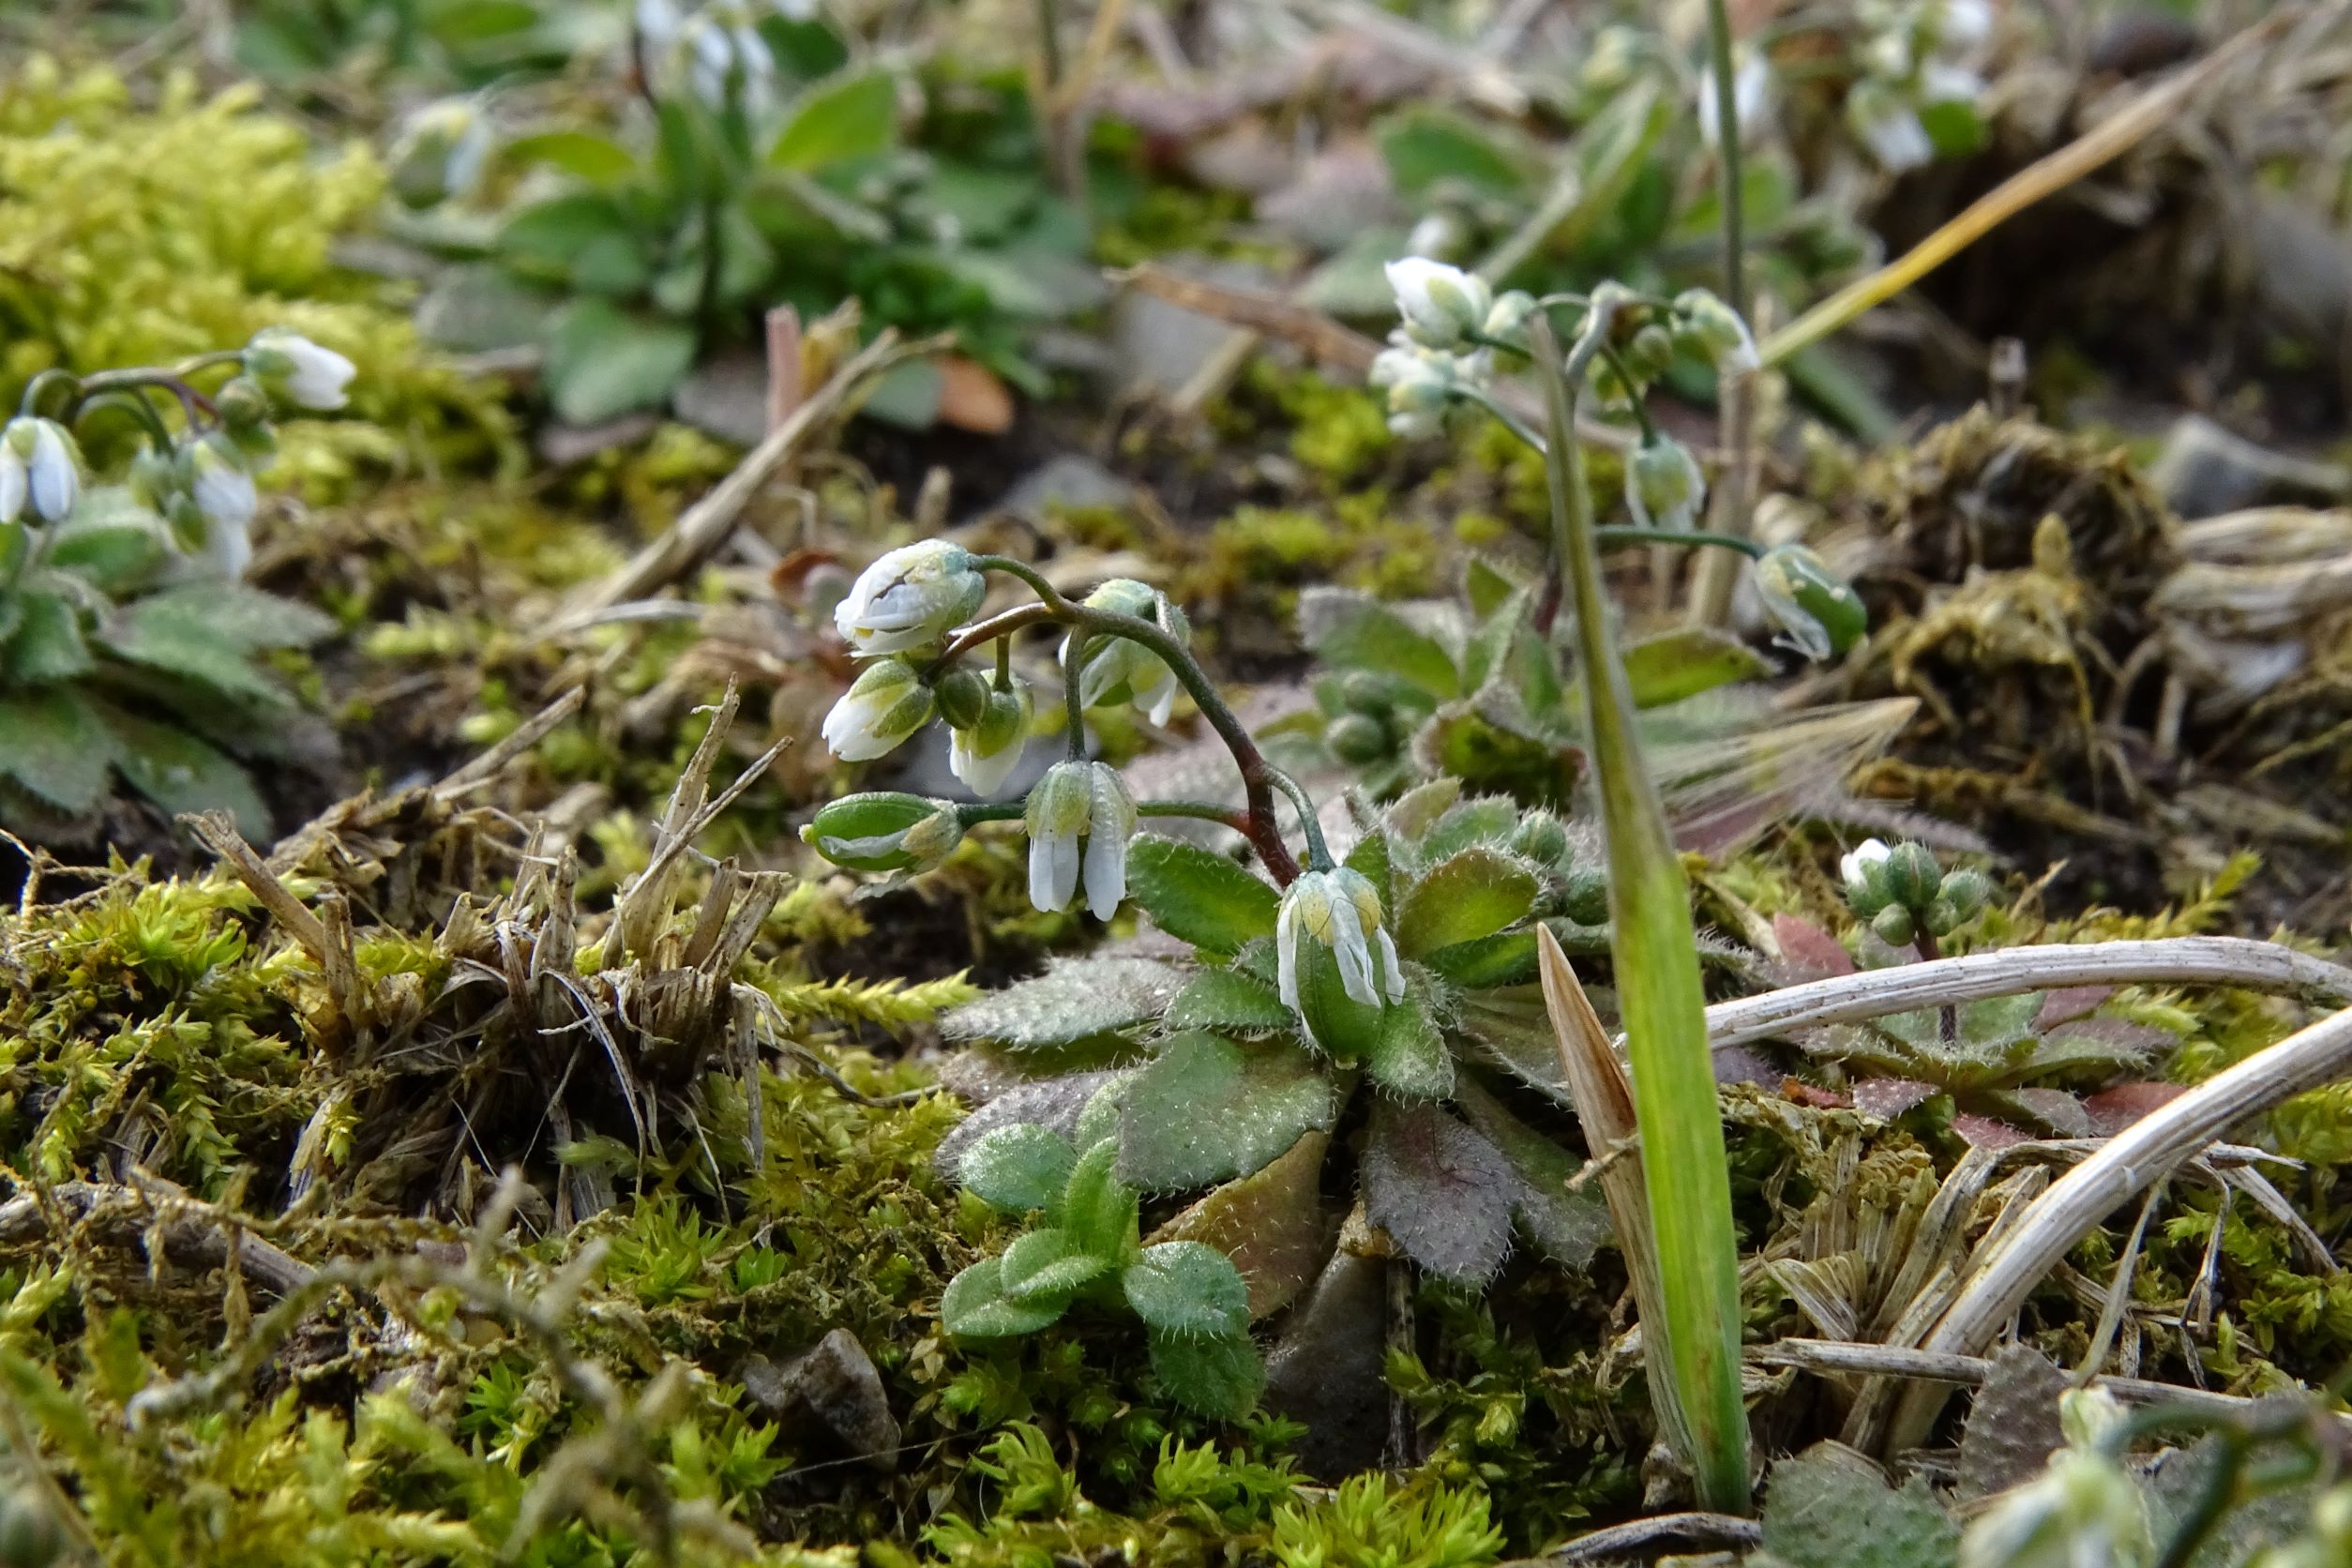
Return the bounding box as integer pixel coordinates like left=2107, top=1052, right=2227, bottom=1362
left=1882, top=1003, right=2352, bottom=1452
left=1704, top=936, right=2352, bottom=1050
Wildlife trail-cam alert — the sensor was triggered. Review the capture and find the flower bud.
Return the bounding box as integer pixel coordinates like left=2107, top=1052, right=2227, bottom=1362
left=389, top=98, right=491, bottom=209
left=1385, top=257, right=1493, bottom=351
left=932, top=666, right=990, bottom=731
left=0, top=1487, right=62, bottom=1568
left=802, top=792, right=963, bottom=872
left=1881, top=842, right=1943, bottom=910
left=1841, top=837, right=1892, bottom=912
left=949, top=678, right=1032, bottom=799
left=833, top=540, right=987, bottom=656
left=246, top=327, right=357, bottom=413
left=1872, top=903, right=1916, bottom=948
left=1558, top=865, right=1609, bottom=926
left=1848, top=79, right=1934, bottom=173
left=1753, top=543, right=1867, bottom=661
left=820, top=657, right=934, bottom=762
left=0, top=417, right=80, bottom=524
left=215, top=376, right=274, bottom=434
left=1368, top=344, right=1459, bottom=440
left=1339, top=671, right=1396, bottom=717
left=1938, top=867, right=1991, bottom=923
left=1625, top=435, right=1707, bottom=533
left=1623, top=323, right=1677, bottom=384
left=1326, top=713, right=1391, bottom=765
left=1068, top=580, right=1188, bottom=725
left=1277, top=867, right=1407, bottom=1057
left=1672, top=289, right=1762, bottom=375
left=1509, top=810, right=1570, bottom=868
left=1481, top=291, right=1538, bottom=351
left=1024, top=761, right=1136, bottom=918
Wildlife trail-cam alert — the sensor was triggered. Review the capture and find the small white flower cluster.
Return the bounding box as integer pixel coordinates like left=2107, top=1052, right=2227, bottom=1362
left=636, top=0, right=817, bottom=113
left=0, top=417, right=80, bottom=528
left=1369, top=259, right=1533, bottom=439
left=1848, top=0, right=1994, bottom=173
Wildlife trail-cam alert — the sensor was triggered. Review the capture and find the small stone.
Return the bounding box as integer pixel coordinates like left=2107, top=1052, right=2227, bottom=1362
left=739, top=1328, right=900, bottom=1471
left=2150, top=415, right=2349, bottom=521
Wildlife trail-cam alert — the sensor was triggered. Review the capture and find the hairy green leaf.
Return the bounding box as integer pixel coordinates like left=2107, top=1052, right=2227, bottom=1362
left=541, top=298, right=696, bottom=425
left=1619, top=626, right=1771, bottom=708
left=1123, top=1242, right=1250, bottom=1339
left=941, top=1256, right=1069, bottom=1338
left=1061, top=1138, right=1138, bottom=1262
left=0, top=687, right=119, bottom=811
left=1760, top=1443, right=1959, bottom=1568
left=1393, top=846, right=1539, bottom=957
left=1361, top=1101, right=1514, bottom=1284
left=1165, top=968, right=1293, bottom=1034
left=1363, top=988, right=1454, bottom=1099
left=997, top=1227, right=1111, bottom=1303
left=1124, top=836, right=1278, bottom=956
left=1420, top=796, right=1521, bottom=860
left=1297, top=587, right=1461, bottom=701
left=957, top=1123, right=1076, bottom=1215
left=1454, top=1077, right=1611, bottom=1271
left=1117, top=1033, right=1333, bottom=1190
left=101, top=707, right=268, bottom=837
left=769, top=67, right=898, bottom=170
left=1147, top=1333, right=1264, bottom=1421
left=943, top=957, right=1186, bottom=1049
left=1421, top=929, right=1539, bottom=988
left=1, top=591, right=92, bottom=685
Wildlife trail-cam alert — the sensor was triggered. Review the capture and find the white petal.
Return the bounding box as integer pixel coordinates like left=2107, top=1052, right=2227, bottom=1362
left=1028, top=831, right=1068, bottom=912
left=1276, top=897, right=1301, bottom=1014
left=1329, top=901, right=1377, bottom=1007
left=1138, top=665, right=1178, bottom=727
left=1082, top=828, right=1126, bottom=919
left=1376, top=927, right=1405, bottom=1003
left=1048, top=830, right=1082, bottom=912
left=0, top=454, right=23, bottom=524
left=951, top=730, right=1022, bottom=798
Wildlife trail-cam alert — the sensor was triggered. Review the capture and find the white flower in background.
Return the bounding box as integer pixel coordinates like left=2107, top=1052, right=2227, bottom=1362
left=635, top=0, right=685, bottom=48
left=1698, top=50, right=1772, bottom=149
left=681, top=4, right=776, bottom=110
left=1847, top=79, right=1933, bottom=173
left=771, top=0, right=821, bottom=18
left=1840, top=837, right=1892, bottom=896
left=1023, top=761, right=1136, bottom=918
left=1368, top=344, right=1458, bottom=440
left=1385, top=257, right=1493, bottom=351
left=1673, top=289, right=1761, bottom=375
left=1067, top=580, right=1189, bottom=726
left=187, top=438, right=260, bottom=579
left=1920, top=60, right=1984, bottom=106
left=1404, top=210, right=1468, bottom=264
left=949, top=677, right=1033, bottom=798
left=1933, top=0, right=1995, bottom=52
left=245, top=328, right=356, bottom=412
left=1624, top=434, right=1707, bottom=533
left=1277, top=867, right=1406, bottom=1051
left=821, top=657, right=935, bottom=761
left=388, top=98, right=492, bottom=208
left=833, top=540, right=987, bottom=655
left=0, top=417, right=79, bottom=524
left=1481, top=290, right=1538, bottom=347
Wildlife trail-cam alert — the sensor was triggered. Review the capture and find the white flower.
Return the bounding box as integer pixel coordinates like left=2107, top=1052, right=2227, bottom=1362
left=771, top=0, right=821, bottom=22
left=1920, top=60, right=1983, bottom=106
left=1066, top=580, right=1188, bottom=727
left=1934, top=0, right=1994, bottom=52
left=389, top=98, right=492, bottom=208
left=1673, top=289, right=1761, bottom=375
left=1368, top=344, right=1457, bottom=439
left=635, top=0, right=685, bottom=48
left=1625, top=435, right=1707, bottom=533
left=1840, top=837, right=1892, bottom=892
left=1384, top=257, right=1493, bottom=351
left=186, top=440, right=259, bottom=580
left=833, top=540, right=987, bottom=656
left=1277, top=867, right=1406, bottom=1052
left=681, top=6, right=776, bottom=110
left=949, top=677, right=1033, bottom=799
left=1, top=417, right=80, bottom=524
left=1698, top=51, right=1772, bottom=149
left=245, top=327, right=357, bottom=412
left=1848, top=82, right=1934, bottom=173
left=821, top=657, right=935, bottom=761
left=1023, top=761, right=1136, bottom=919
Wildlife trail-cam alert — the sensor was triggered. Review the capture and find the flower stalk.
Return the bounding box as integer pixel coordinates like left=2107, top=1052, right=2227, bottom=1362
left=1530, top=311, right=1753, bottom=1513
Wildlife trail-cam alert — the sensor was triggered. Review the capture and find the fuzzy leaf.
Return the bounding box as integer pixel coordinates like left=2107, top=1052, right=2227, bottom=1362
left=1150, top=1131, right=1329, bottom=1319
left=1421, top=796, right=1520, bottom=860
left=1384, top=777, right=1462, bottom=843
left=542, top=298, right=696, bottom=425
left=1297, top=587, right=1461, bottom=700
left=1123, top=1242, right=1251, bottom=1339
left=98, top=605, right=295, bottom=711
left=933, top=1068, right=1126, bottom=1176
left=1955, top=1345, right=2068, bottom=1501
left=130, top=585, right=335, bottom=651
left=1124, top=836, right=1278, bottom=956
left=1061, top=1138, right=1138, bottom=1262
left=1453, top=1078, right=1610, bottom=1271
left=1421, top=929, right=1538, bottom=988
left=1344, top=824, right=1393, bottom=907
left=1147, top=1333, right=1264, bottom=1421
left=1118, top=1033, right=1333, bottom=1190
left=1, top=590, right=92, bottom=684
left=1620, top=627, right=1771, bottom=708
left=1362, top=988, right=1454, bottom=1099
left=41, top=493, right=167, bottom=596
left=997, top=1227, right=1111, bottom=1302
left=1393, top=846, right=1539, bottom=957
left=0, top=687, right=119, bottom=811
left=768, top=67, right=899, bottom=171
left=1760, top=1443, right=1959, bottom=1568
left=957, top=1123, right=1077, bottom=1215
left=1165, top=968, right=1294, bottom=1034
left=940, top=1256, right=1068, bottom=1338
left=943, top=957, right=1185, bottom=1048
left=1360, top=1101, right=1515, bottom=1284
left=101, top=707, right=269, bottom=837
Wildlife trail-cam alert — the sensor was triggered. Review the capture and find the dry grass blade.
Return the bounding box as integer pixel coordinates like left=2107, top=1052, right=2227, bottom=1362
left=1885, top=1003, right=2352, bottom=1452
left=1536, top=925, right=1697, bottom=1467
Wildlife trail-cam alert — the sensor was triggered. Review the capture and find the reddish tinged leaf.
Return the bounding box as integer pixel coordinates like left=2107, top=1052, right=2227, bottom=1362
left=1713, top=1044, right=1782, bottom=1087
left=1784, top=1078, right=1851, bottom=1110
left=2084, top=1081, right=2188, bottom=1136
left=1995, top=1088, right=2095, bottom=1138
left=1851, top=1078, right=1937, bottom=1120
left=1772, top=913, right=1857, bottom=982
left=1360, top=1101, right=1515, bottom=1285
left=1951, top=1114, right=2031, bottom=1151
left=2035, top=987, right=2115, bottom=1027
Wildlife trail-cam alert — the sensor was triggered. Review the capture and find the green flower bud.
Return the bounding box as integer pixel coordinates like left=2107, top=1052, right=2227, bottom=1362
left=949, top=678, right=1032, bottom=799
left=215, top=376, right=274, bottom=434
left=1939, top=867, right=1991, bottom=923
left=1623, top=323, right=1677, bottom=384
left=1338, top=671, right=1397, bottom=718
left=1326, top=713, right=1392, bottom=765
left=1558, top=865, right=1609, bottom=926
left=1881, top=842, right=1943, bottom=911
left=1625, top=435, right=1707, bottom=533
left=1753, top=544, right=1868, bottom=661
left=1922, top=897, right=1962, bottom=938
left=1872, top=903, right=1916, bottom=947
left=1670, top=288, right=1761, bottom=374
left=802, top=792, right=963, bottom=873
left=932, top=666, right=990, bottom=731
left=1508, top=810, right=1570, bottom=867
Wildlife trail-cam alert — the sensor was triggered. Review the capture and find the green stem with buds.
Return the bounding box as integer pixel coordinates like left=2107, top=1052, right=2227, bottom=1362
left=1531, top=312, right=1753, bottom=1514
left=964, top=555, right=1312, bottom=882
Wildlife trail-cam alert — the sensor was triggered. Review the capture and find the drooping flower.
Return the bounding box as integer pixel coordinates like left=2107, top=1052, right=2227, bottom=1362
left=1848, top=80, right=1934, bottom=173
left=1697, top=50, right=1772, bottom=149
left=680, top=3, right=776, bottom=110
left=1752, top=543, right=1867, bottom=660
left=1839, top=837, right=1892, bottom=900
left=0, top=417, right=79, bottom=524
left=1066, top=580, right=1189, bottom=726
left=833, top=540, right=987, bottom=656
left=389, top=98, right=493, bottom=208
left=245, top=328, right=357, bottom=412
left=1276, top=867, right=1406, bottom=1055
left=820, top=657, right=935, bottom=761
left=1672, top=288, right=1762, bottom=375
left=949, top=676, right=1033, bottom=798
left=1367, top=344, right=1458, bottom=440
left=1023, top=761, right=1136, bottom=918
left=186, top=438, right=260, bottom=579
left=803, top=792, right=963, bottom=872
left=1384, top=257, right=1493, bottom=351
left=1624, top=434, right=1708, bottom=532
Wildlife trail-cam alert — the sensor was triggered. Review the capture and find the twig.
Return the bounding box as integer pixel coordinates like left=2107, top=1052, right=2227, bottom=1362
left=1702, top=937, right=2352, bottom=1051
left=562, top=330, right=929, bottom=620
left=435, top=686, right=588, bottom=797
left=1886, top=1003, right=2352, bottom=1452
left=0, top=1179, right=316, bottom=1298
left=1760, top=8, right=2299, bottom=367
left=1514, top=1511, right=1762, bottom=1564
